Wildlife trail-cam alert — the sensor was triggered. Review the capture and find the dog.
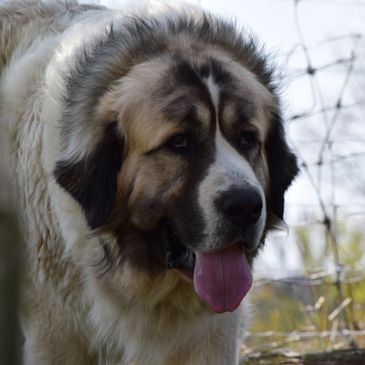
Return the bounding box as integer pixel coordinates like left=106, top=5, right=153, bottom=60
left=0, top=1, right=298, bottom=364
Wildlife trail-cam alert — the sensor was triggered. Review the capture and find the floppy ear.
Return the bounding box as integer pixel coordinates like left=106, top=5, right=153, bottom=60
left=53, top=122, right=124, bottom=229
left=266, top=113, right=299, bottom=220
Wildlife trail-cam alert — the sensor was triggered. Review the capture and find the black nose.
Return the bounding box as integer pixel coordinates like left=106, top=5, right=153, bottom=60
left=215, top=188, right=263, bottom=228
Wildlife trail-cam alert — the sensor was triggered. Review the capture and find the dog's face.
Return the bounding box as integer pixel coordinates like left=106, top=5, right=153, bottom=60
left=54, top=50, right=298, bottom=312
left=108, top=56, right=272, bottom=252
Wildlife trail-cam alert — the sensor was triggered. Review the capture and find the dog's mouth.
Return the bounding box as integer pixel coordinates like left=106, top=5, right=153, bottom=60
left=162, top=222, right=253, bottom=313
left=163, top=223, right=195, bottom=274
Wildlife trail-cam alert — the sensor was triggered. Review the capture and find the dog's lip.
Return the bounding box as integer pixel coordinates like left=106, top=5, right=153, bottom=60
left=174, top=268, right=194, bottom=282
left=163, top=220, right=255, bottom=282
left=194, top=241, right=245, bottom=255
left=193, top=241, right=253, bottom=262
left=163, top=221, right=195, bottom=271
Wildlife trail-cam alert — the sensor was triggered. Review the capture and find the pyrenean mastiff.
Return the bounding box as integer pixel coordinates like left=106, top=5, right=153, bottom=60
left=0, top=1, right=298, bottom=364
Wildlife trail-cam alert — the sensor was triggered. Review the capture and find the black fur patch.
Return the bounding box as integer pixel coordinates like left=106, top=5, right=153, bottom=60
left=266, top=113, right=299, bottom=219
left=54, top=123, right=124, bottom=229
left=199, top=63, right=210, bottom=78
left=172, top=58, right=207, bottom=90
left=209, top=58, right=233, bottom=86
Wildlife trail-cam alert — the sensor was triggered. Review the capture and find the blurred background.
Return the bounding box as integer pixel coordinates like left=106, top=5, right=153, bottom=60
left=90, top=0, right=365, bottom=355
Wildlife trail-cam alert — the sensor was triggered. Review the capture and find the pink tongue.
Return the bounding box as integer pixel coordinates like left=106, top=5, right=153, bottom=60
left=193, top=244, right=252, bottom=313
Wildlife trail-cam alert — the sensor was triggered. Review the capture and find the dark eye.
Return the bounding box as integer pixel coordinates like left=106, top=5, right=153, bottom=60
left=165, top=134, right=191, bottom=154
left=239, top=131, right=258, bottom=151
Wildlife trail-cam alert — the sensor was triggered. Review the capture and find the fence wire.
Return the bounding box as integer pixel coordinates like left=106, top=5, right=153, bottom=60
left=240, top=0, right=365, bottom=354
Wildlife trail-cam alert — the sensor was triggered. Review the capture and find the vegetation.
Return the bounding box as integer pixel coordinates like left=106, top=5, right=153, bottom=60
left=245, top=225, right=365, bottom=355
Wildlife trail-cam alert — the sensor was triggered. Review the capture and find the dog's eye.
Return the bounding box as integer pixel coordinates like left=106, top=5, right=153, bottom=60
left=165, top=134, right=191, bottom=154
left=239, top=131, right=258, bottom=151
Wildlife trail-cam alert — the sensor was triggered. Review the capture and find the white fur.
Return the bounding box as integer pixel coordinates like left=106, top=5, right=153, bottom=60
left=204, top=74, right=220, bottom=112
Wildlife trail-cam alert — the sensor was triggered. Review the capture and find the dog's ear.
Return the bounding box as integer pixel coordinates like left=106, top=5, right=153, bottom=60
left=54, top=122, right=124, bottom=229
left=266, top=113, right=299, bottom=221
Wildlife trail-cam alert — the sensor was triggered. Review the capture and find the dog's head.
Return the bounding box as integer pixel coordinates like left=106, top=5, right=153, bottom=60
left=54, top=15, right=298, bottom=313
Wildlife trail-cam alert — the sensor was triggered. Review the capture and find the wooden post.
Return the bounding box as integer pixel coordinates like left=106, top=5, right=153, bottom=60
left=240, top=348, right=365, bottom=365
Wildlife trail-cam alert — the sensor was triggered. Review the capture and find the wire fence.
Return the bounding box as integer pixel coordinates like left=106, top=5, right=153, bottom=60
left=241, top=0, right=365, bottom=355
